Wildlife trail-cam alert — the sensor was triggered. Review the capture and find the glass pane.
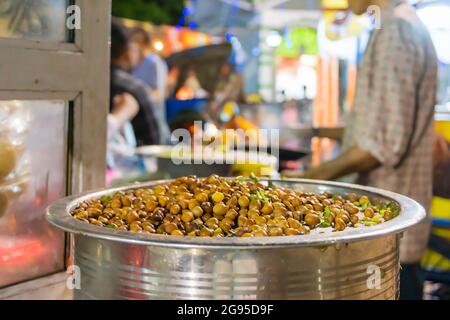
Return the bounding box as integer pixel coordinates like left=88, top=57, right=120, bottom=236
left=0, top=0, right=70, bottom=42
left=0, top=100, right=67, bottom=288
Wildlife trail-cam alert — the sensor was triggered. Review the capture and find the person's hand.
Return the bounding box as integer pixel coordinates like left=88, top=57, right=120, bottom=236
left=280, top=169, right=304, bottom=179
left=433, top=134, right=450, bottom=167
left=281, top=125, right=315, bottom=139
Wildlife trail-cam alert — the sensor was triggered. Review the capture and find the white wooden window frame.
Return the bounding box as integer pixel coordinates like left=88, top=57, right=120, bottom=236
left=0, top=0, right=110, bottom=297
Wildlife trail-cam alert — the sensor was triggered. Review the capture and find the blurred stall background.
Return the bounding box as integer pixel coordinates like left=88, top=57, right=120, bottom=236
left=109, top=0, right=449, bottom=173
left=109, top=0, right=450, bottom=299
left=0, top=0, right=449, bottom=299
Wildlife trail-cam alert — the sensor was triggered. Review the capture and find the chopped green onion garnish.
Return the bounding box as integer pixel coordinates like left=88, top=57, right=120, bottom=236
left=250, top=172, right=260, bottom=183
left=236, top=176, right=246, bottom=184
left=100, top=195, right=112, bottom=203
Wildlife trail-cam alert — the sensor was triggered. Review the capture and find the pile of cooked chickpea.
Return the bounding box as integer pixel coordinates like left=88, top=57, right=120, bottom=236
left=71, top=175, right=395, bottom=237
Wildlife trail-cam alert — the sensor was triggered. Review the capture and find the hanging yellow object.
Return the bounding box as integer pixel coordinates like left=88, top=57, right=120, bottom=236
left=223, top=102, right=236, bottom=119
left=321, top=0, right=348, bottom=10
left=234, top=115, right=258, bottom=132
left=246, top=94, right=263, bottom=105
left=323, top=10, right=371, bottom=41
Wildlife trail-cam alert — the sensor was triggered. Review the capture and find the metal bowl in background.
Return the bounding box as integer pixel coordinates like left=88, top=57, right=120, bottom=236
left=46, top=179, right=426, bottom=300
left=136, top=145, right=278, bottom=178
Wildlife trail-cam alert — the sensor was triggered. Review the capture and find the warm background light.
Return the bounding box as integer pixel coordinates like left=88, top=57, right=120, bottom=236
left=154, top=40, right=164, bottom=51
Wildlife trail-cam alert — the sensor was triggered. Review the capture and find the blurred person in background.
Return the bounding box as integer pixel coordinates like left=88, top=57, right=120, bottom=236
left=283, top=0, right=438, bottom=299
left=211, top=63, right=245, bottom=123
left=131, top=27, right=171, bottom=144
left=110, top=20, right=160, bottom=146
left=108, top=93, right=139, bottom=141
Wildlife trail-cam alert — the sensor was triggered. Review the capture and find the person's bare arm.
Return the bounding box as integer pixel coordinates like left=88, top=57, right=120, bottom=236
left=282, top=125, right=345, bottom=142
left=282, top=145, right=380, bottom=180
left=107, top=93, right=139, bottom=140
left=316, top=127, right=345, bottom=141
left=110, top=93, right=139, bottom=128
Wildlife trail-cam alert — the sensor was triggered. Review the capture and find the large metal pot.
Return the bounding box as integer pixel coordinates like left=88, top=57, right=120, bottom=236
left=46, top=179, right=425, bottom=300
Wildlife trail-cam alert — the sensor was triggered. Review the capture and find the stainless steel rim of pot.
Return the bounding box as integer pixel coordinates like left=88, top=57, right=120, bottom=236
left=45, top=178, right=426, bottom=249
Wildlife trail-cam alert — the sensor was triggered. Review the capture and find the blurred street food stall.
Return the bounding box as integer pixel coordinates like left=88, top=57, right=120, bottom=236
left=0, top=0, right=449, bottom=301
left=115, top=0, right=450, bottom=299
left=110, top=17, right=308, bottom=182
left=165, top=43, right=232, bottom=122
left=79, top=1, right=450, bottom=184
